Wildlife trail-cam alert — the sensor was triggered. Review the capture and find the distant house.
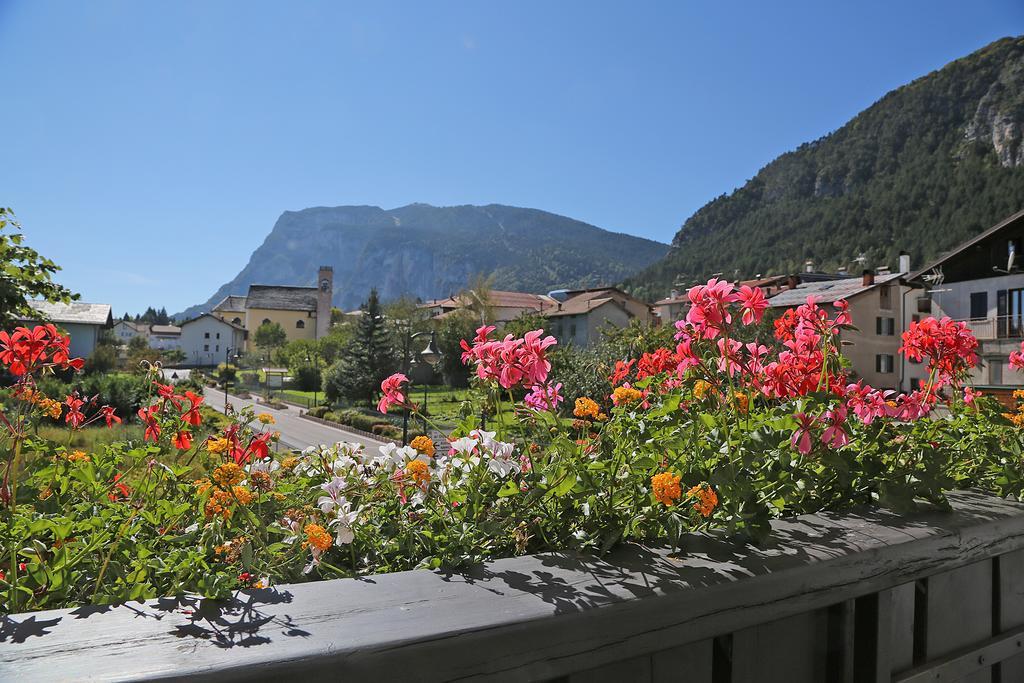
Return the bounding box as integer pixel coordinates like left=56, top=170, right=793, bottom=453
left=767, top=265, right=913, bottom=390
left=21, top=301, right=113, bottom=359
left=905, top=208, right=1024, bottom=391
left=179, top=314, right=248, bottom=366
left=654, top=275, right=816, bottom=324
left=113, top=319, right=148, bottom=345
left=212, top=266, right=333, bottom=352
left=544, top=287, right=654, bottom=347
left=421, top=289, right=555, bottom=325
left=147, top=324, right=182, bottom=351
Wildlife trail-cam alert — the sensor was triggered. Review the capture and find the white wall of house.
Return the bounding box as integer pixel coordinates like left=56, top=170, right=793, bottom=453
left=927, top=273, right=1024, bottom=324
left=180, top=317, right=246, bottom=366
left=149, top=334, right=181, bottom=351
left=61, top=322, right=103, bottom=359
left=548, top=303, right=633, bottom=347
left=113, top=321, right=145, bottom=344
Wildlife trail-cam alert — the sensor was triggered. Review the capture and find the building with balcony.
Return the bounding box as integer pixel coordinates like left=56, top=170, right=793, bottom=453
left=906, top=208, right=1024, bottom=390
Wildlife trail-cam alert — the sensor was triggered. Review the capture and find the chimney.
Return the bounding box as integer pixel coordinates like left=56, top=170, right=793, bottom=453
left=862, top=269, right=875, bottom=287
left=670, top=289, right=679, bottom=300
left=787, top=275, right=799, bottom=290
left=804, top=259, right=814, bottom=273
left=898, top=251, right=911, bottom=273
left=316, top=266, right=333, bottom=339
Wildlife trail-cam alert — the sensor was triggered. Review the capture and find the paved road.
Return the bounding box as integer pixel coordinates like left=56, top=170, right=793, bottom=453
left=206, top=389, right=386, bottom=453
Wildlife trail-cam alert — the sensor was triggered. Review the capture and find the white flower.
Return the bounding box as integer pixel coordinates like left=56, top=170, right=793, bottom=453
left=469, top=429, right=497, bottom=450
left=246, top=458, right=280, bottom=475
left=374, top=443, right=420, bottom=468
left=485, top=440, right=519, bottom=477
left=449, top=436, right=479, bottom=456
left=330, top=498, right=358, bottom=545
left=318, top=476, right=348, bottom=513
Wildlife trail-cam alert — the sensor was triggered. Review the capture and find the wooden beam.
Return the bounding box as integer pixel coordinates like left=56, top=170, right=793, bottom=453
left=1, top=491, right=1023, bottom=682
left=894, top=623, right=1024, bottom=683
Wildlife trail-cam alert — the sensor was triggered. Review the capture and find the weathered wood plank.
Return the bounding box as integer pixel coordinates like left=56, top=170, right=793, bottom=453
left=922, top=559, right=993, bottom=683
left=0, top=491, right=1022, bottom=683
left=999, top=548, right=1024, bottom=680
left=568, top=655, right=651, bottom=683
left=650, top=639, right=712, bottom=682
left=894, top=623, right=1024, bottom=683
left=731, top=609, right=829, bottom=682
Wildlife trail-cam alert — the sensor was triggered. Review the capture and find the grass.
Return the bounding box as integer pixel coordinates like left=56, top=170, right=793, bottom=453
left=34, top=423, right=146, bottom=451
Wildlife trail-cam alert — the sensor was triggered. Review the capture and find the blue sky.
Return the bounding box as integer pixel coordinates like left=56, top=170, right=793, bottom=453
left=1, top=1, right=1022, bottom=315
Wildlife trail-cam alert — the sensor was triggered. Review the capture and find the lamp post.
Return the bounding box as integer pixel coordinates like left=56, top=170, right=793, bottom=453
left=304, top=347, right=320, bottom=409
left=400, top=328, right=440, bottom=445
left=223, top=347, right=240, bottom=412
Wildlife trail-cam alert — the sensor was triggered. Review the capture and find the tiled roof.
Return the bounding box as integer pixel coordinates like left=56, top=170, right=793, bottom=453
left=767, top=272, right=904, bottom=308
left=149, top=325, right=181, bottom=336
left=545, top=291, right=623, bottom=318
left=246, top=285, right=318, bottom=312
left=213, top=295, right=248, bottom=313
left=24, top=301, right=112, bottom=326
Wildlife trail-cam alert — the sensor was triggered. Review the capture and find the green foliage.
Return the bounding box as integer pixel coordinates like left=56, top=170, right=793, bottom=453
left=0, top=208, right=76, bottom=324
left=253, top=321, right=287, bottom=353
left=434, top=310, right=478, bottom=388
left=625, top=37, right=1024, bottom=300
left=323, top=289, right=396, bottom=403
left=84, top=345, right=118, bottom=375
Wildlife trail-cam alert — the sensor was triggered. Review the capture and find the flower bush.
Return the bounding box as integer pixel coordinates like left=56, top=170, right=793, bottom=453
left=2, top=282, right=1024, bottom=613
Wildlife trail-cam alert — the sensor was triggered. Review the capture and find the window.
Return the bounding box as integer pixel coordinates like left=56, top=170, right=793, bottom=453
left=296, top=320, right=305, bottom=329
left=262, top=318, right=271, bottom=325
left=203, top=344, right=209, bottom=352
left=569, top=323, right=577, bottom=338
left=232, top=317, right=241, bottom=325
left=876, top=354, right=894, bottom=374
left=917, top=297, right=932, bottom=314
left=879, top=285, right=892, bottom=310
left=216, top=345, right=219, bottom=352
left=992, top=360, right=1004, bottom=385
left=970, top=292, right=988, bottom=320
left=204, top=332, right=210, bottom=339
left=875, top=317, right=895, bottom=336
left=216, top=332, right=220, bottom=339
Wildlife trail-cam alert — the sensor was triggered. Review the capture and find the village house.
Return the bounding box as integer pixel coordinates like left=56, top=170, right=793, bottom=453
left=21, top=301, right=113, bottom=359
left=654, top=275, right=798, bottom=323
left=544, top=287, right=654, bottom=347
left=178, top=313, right=248, bottom=366
left=420, top=289, right=555, bottom=325
left=767, top=261, right=916, bottom=391
left=147, top=324, right=181, bottom=350
left=905, top=208, right=1024, bottom=393
left=211, top=266, right=333, bottom=352
left=112, top=319, right=148, bottom=344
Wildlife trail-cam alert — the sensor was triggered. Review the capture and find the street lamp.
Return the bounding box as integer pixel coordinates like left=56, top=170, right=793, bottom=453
left=223, top=346, right=240, bottom=412
left=400, top=328, right=440, bottom=445
left=304, top=348, right=321, bottom=409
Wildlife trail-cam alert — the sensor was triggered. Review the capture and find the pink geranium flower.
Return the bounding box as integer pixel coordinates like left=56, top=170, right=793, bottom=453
left=377, top=373, right=409, bottom=414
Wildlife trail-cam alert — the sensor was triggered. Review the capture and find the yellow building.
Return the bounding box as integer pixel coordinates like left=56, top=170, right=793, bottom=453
left=211, top=266, right=334, bottom=353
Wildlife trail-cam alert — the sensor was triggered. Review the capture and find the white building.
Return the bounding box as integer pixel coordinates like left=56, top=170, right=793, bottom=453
left=147, top=324, right=181, bottom=350
left=112, top=319, right=148, bottom=345
left=178, top=314, right=248, bottom=367
left=21, top=301, right=113, bottom=359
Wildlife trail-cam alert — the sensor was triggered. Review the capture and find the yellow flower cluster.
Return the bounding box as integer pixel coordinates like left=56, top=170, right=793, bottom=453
left=303, top=523, right=332, bottom=552
left=693, top=380, right=712, bottom=399
left=612, top=386, right=643, bottom=406
left=687, top=484, right=719, bottom=518
left=206, top=437, right=231, bottom=455
left=64, top=450, right=90, bottom=463
left=212, top=463, right=245, bottom=488
left=281, top=456, right=298, bottom=471
left=410, top=435, right=435, bottom=458
left=1004, top=391, right=1024, bottom=426
left=651, top=471, right=682, bottom=506
left=405, top=459, right=431, bottom=488
left=573, top=397, right=600, bottom=420
left=257, top=413, right=276, bottom=424
left=732, top=393, right=749, bottom=414
left=18, top=387, right=64, bottom=419
left=204, top=486, right=255, bottom=520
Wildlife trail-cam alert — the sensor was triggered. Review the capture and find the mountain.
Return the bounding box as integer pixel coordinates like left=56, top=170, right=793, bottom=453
left=178, top=203, right=667, bottom=317
left=625, top=36, right=1024, bottom=300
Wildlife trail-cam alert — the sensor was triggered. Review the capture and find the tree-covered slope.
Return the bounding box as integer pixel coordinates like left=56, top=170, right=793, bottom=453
left=626, top=36, right=1024, bottom=300
left=178, top=203, right=666, bottom=317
